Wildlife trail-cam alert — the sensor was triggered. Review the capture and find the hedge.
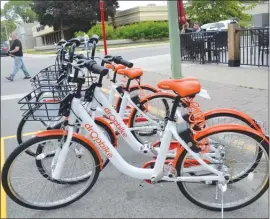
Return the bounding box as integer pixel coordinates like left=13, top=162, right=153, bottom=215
left=74, top=21, right=169, bottom=41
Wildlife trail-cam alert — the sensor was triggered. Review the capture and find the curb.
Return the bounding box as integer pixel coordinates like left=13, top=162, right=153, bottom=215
left=98, top=42, right=169, bottom=51
left=23, top=42, right=169, bottom=55
left=24, top=54, right=56, bottom=58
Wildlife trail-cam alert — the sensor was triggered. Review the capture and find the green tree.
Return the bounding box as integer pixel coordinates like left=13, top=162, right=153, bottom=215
left=1, top=1, right=37, bottom=23
left=0, top=20, right=16, bottom=41
left=31, top=0, right=119, bottom=38
left=185, top=0, right=256, bottom=25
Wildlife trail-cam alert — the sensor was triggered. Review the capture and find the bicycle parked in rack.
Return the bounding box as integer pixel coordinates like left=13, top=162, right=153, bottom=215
left=14, top=37, right=269, bottom=189
left=2, top=36, right=269, bottom=216
left=1, top=48, right=268, bottom=218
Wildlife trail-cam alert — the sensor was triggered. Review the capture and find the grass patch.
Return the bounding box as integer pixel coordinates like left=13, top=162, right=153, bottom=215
left=96, top=40, right=169, bottom=51
left=24, top=49, right=56, bottom=55
left=23, top=40, right=169, bottom=55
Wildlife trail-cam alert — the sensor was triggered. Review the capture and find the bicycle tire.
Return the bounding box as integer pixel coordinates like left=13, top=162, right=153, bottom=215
left=18, top=116, right=116, bottom=169
left=128, top=93, right=174, bottom=144
left=204, top=110, right=264, bottom=184
left=35, top=119, right=116, bottom=184
left=115, top=84, right=159, bottom=113
left=129, top=94, right=264, bottom=183
left=175, top=127, right=269, bottom=211
left=129, top=93, right=265, bottom=141
left=1, top=134, right=101, bottom=210
left=16, top=113, right=65, bottom=156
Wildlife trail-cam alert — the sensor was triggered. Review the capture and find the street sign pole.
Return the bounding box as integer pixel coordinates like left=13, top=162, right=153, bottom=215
left=167, top=0, right=182, bottom=79
left=100, top=0, right=108, bottom=55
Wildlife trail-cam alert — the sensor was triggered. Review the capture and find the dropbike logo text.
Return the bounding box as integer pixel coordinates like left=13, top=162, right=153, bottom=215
left=104, top=108, right=127, bottom=137
left=85, top=124, right=113, bottom=158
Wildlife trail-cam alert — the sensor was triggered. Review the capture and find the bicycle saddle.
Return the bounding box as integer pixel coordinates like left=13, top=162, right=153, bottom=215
left=57, top=39, right=67, bottom=46
left=157, top=78, right=201, bottom=98
left=89, top=34, right=99, bottom=44
left=69, top=38, right=81, bottom=47
left=117, top=68, right=143, bottom=79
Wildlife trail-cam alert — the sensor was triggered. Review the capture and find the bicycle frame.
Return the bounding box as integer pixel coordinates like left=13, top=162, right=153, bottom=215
left=93, top=83, right=159, bottom=128
left=86, top=86, right=175, bottom=157
left=52, top=95, right=226, bottom=183
left=83, top=86, right=219, bottom=160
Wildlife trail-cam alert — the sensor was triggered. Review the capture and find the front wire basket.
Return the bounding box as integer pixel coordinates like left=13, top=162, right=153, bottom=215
left=80, top=68, right=98, bottom=98
left=30, top=65, right=66, bottom=89
left=18, top=84, right=75, bottom=121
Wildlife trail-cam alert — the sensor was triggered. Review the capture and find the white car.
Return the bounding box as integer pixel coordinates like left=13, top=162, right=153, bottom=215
left=201, top=19, right=238, bottom=31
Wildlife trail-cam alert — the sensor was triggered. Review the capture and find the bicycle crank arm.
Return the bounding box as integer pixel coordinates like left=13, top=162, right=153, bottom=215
left=161, top=175, right=224, bottom=182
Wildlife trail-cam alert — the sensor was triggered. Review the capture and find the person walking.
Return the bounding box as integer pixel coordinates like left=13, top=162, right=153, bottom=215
left=6, top=32, right=31, bottom=82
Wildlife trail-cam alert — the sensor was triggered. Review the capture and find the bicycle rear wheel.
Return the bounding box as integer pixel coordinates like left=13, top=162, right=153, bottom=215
left=1, top=134, right=101, bottom=210
left=128, top=93, right=174, bottom=145
left=175, top=127, right=269, bottom=211
left=115, top=84, right=159, bottom=115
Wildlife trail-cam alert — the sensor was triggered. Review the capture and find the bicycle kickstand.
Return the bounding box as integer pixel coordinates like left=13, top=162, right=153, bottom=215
left=218, top=183, right=227, bottom=219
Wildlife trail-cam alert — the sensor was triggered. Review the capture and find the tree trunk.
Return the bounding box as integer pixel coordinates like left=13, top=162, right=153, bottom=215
left=60, top=22, right=64, bottom=39
left=111, top=15, right=116, bottom=29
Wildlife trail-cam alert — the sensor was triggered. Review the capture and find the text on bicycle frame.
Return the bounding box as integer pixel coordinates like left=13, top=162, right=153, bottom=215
left=104, top=108, right=128, bottom=137
left=85, top=124, right=113, bottom=158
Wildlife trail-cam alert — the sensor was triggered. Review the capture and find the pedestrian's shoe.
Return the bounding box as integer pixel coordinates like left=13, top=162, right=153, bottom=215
left=23, top=75, right=31, bottom=79
left=6, top=76, right=13, bottom=82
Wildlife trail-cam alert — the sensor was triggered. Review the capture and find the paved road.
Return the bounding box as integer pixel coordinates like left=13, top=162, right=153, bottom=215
left=1, top=45, right=269, bottom=218
left=1, top=44, right=170, bottom=96
left=1, top=44, right=169, bottom=137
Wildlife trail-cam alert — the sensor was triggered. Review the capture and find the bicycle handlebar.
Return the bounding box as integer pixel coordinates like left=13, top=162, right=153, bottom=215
left=103, top=55, right=133, bottom=68
left=85, top=59, right=109, bottom=76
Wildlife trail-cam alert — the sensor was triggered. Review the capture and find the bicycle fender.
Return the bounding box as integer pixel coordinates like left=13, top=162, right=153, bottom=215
left=35, top=129, right=104, bottom=170
left=193, top=124, right=269, bottom=144
left=204, top=108, right=264, bottom=133
left=95, top=117, right=118, bottom=148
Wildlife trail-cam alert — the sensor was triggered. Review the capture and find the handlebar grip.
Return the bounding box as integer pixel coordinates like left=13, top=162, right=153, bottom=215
left=85, top=60, right=109, bottom=76
left=66, top=41, right=72, bottom=47
left=113, top=56, right=133, bottom=68
left=76, top=54, right=87, bottom=60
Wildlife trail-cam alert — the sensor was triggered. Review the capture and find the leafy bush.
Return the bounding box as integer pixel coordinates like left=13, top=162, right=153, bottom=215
left=87, top=23, right=117, bottom=40
left=75, top=21, right=169, bottom=41
left=74, top=31, right=87, bottom=38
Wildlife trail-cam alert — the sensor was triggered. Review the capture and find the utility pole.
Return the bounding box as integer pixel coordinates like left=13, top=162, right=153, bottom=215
left=100, top=0, right=108, bottom=55
left=167, top=0, right=182, bottom=79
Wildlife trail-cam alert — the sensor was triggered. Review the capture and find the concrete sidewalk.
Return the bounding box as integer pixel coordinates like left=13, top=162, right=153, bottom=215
left=130, top=54, right=269, bottom=90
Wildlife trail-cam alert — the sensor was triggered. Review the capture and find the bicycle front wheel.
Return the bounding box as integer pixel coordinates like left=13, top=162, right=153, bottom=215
left=1, top=134, right=101, bottom=210
left=175, top=126, right=269, bottom=211
left=35, top=118, right=116, bottom=184
left=16, top=113, right=65, bottom=156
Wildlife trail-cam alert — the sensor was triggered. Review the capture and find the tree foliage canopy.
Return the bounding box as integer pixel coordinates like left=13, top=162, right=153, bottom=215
left=31, top=0, right=119, bottom=33
left=185, top=0, right=256, bottom=25
left=1, top=0, right=37, bottom=23
left=1, top=20, right=16, bottom=41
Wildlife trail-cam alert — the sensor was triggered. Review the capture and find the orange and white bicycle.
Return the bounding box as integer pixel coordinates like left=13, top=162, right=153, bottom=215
left=2, top=56, right=268, bottom=219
